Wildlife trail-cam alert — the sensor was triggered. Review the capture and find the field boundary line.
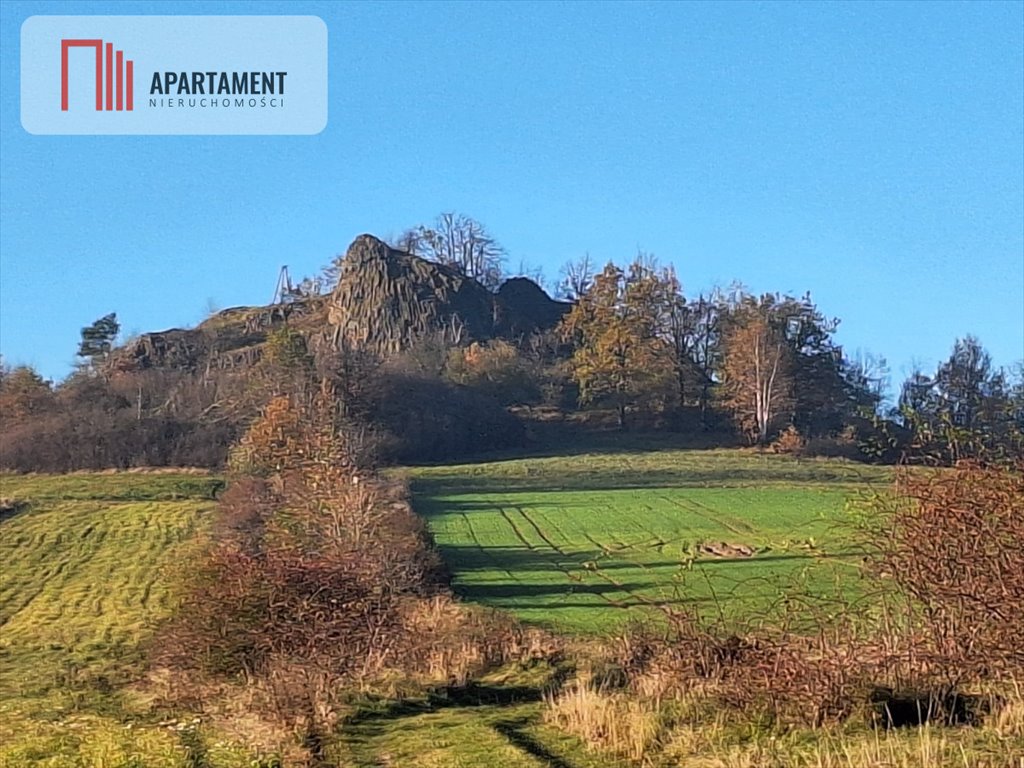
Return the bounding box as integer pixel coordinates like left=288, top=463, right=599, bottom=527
left=460, top=511, right=523, bottom=582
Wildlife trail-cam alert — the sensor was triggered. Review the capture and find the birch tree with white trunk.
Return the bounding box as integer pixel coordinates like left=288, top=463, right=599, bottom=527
left=719, top=305, right=794, bottom=444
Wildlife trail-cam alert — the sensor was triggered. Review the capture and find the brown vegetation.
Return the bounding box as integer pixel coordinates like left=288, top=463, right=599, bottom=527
left=151, top=388, right=557, bottom=760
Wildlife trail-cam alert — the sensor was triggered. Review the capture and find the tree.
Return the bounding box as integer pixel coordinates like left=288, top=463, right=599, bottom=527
left=512, top=259, right=548, bottom=290
left=318, top=253, right=346, bottom=293
left=413, top=212, right=506, bottom=290
left=445, top=340, right=541, bottom=407
left=0, top=364, right=54, bottom=422
left=77, top=312, right=120, bottom=366
left=687, top=291, right=725, bottom=427
left=766, top=294, right=846, bottom=436
left=556, top=253, right=595, bottom=300
left=841, top=349, right=889, bottom=418
left=560, top=258, right=674, bottom=428
left=896, top=337, right=1022, bottom=463
left=933, top=335, right=993, bottom=431
left=717, top=298, right=795, bottom=444
left=661, top=266, right=714, bottom=414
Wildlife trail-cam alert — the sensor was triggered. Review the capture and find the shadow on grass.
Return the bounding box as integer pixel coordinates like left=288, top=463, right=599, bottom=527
left=408, top=428, right=742, bottom=467
left=457, top=581, right=660, bottom=600
left=0, top=499, right=30, bottom=524
left=493, top=716, right=577, bottom=768
left=343, top=673, right=587, bottom=766
left=346, top=682, right=548, bottom=727
left=438, top=543, right=848, bottom=570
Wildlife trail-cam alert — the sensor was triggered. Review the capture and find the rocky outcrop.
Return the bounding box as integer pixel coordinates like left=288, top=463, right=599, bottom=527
left=110, top=300, right=325, bottom=373
left=494, top=277, right=571, bottom=339
left=327, top=235, right=569, bottom=354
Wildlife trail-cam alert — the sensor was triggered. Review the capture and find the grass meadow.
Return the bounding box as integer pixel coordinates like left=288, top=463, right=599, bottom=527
left=0, top=473, right=266, bottom=767
left=409, top=448, right=891, bottom=634
left=2, top=456, right=1020, bottom=766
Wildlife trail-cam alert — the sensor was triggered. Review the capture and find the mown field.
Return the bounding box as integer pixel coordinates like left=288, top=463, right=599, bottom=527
left=0, top=472, right=271, bottom=767
left=409, top=448, right=892, bottom=634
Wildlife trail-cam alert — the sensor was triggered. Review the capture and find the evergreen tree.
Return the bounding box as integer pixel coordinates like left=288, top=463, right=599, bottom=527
left=77, top=313, right=120, bottom=366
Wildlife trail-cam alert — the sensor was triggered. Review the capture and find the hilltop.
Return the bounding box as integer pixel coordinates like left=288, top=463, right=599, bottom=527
left=112, top=234, right=569, bottom=374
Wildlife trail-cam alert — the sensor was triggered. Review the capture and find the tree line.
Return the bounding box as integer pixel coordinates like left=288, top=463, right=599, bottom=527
left=379, top=213, right=1021, bottom=459
left=1, top=214, right=1021, bottom=469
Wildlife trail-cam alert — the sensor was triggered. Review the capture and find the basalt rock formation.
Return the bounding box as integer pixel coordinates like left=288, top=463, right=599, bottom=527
left=110, top=234, right=569, bottom=372
left=327, top=235, right=569, bottom=354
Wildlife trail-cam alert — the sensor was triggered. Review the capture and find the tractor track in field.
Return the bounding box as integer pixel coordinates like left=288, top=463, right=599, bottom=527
left=508, top=506, right=665, bottom=613
left=513, top=506, right=563, bottom=554
left=494, top=504, right=538, bottom=551
left=657, top=493, right=752, bottom=537
left=490, top=504, right=637, bottom=607
left=528, top=508, right=574, bottom=551
left=460, top=511, right=521, bottom=582
left=686, top=495, right=756, bottom=534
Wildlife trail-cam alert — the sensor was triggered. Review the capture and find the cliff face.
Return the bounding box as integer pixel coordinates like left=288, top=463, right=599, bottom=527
left=327, top=235, right=570, bottom=353
left=327, top=235, right=496, bottom=353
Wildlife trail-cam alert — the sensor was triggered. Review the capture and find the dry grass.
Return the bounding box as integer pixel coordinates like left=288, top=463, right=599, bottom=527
left=543, top=680, right=1024, bottom=767
left=544, top=679, right=667, bottom=762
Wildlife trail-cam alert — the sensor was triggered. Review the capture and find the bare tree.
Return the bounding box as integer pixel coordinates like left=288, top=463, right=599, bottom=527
left=415, top=213, right=506, bottom=290
left=662, top=265, right=695, bottom=407
left=689, top=291, right=725, bottom=426
left=318, top=254, right=346, bottom=293
left=556, top=253, right=595, bottom=300
left=513, top=259, right=548, bottom=289
left=388, top=228, right=424, bottom=256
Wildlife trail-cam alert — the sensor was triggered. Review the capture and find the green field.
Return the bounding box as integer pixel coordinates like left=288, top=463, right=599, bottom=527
left=410, top=448, right=891, bottom=634
left=3, top=458, right=1015, bottom=767
left=0, top=472, right=266, bottom=767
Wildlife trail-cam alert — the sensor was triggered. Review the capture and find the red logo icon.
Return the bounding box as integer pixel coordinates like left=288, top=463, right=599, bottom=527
left=61, top=39, right=133, bottom=111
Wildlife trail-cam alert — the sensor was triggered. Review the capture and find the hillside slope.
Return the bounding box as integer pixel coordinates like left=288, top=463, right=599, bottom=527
left=0, top=473, right=269, bottom=767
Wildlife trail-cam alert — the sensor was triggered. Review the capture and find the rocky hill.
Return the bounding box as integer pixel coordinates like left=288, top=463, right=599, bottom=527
left=111, top=234, right=569, bottom=372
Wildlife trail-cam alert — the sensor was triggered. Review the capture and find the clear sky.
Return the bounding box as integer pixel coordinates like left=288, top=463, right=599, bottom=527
left=2, top=1, right=1022, bottom=393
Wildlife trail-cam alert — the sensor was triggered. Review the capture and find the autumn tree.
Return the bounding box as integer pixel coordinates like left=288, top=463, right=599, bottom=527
left=560, top=258, right=674, bottom=428
left=445, top=340, right=541, bottom=407
left=717, top=297, right=795, bottom=444
left=0, top=364, right=54, bottom=422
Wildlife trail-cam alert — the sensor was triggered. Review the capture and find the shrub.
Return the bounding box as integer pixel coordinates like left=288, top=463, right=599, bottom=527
left=152, top=390, right=551, bottom=757
left=445, top=340, right=542, bottom=407
left=771, top=425, right=805, bottom=455
left=872, top=461, right=1024, bottom=685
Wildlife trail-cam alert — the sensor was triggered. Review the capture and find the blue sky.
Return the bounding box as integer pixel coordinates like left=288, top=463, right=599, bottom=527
left=2, top=1, right=1022, bottom=393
